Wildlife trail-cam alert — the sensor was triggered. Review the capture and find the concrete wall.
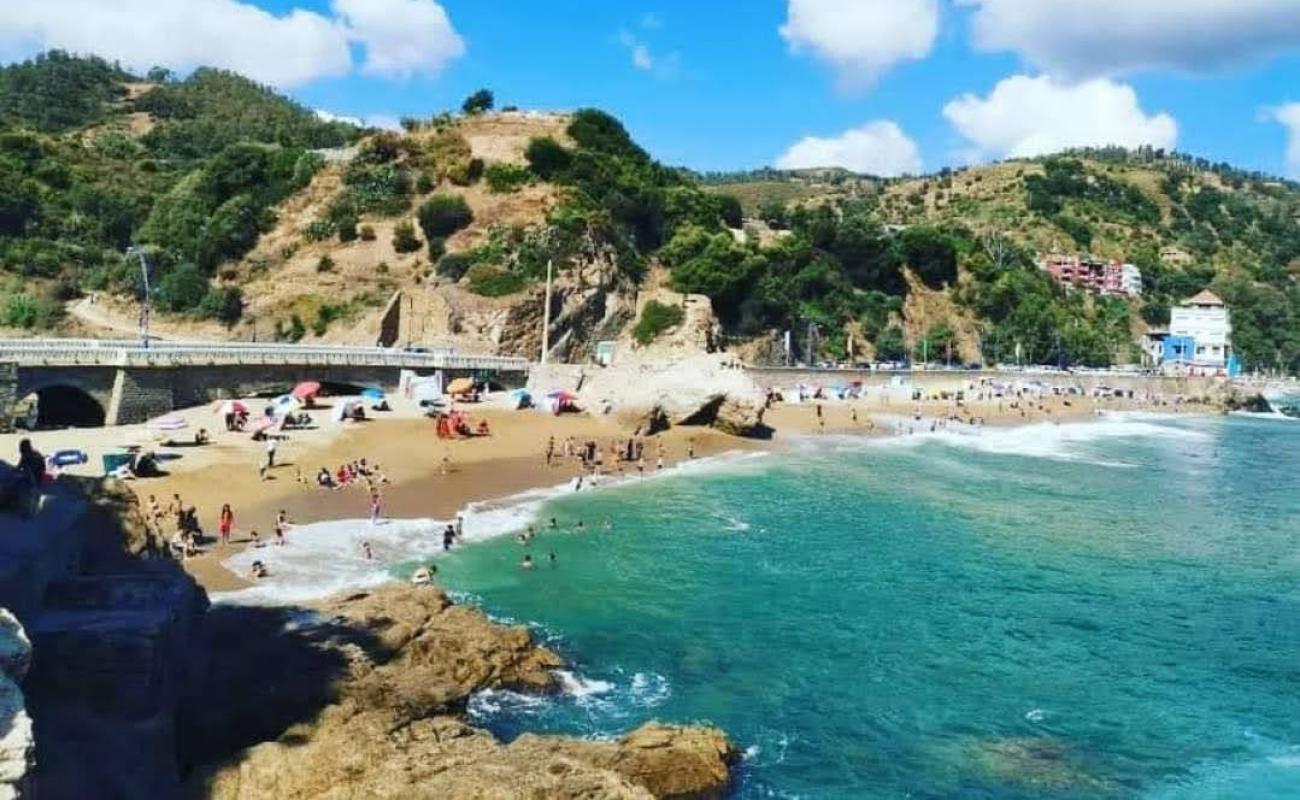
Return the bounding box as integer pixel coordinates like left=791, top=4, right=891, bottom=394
left=0, top=362, right=530, bottom=427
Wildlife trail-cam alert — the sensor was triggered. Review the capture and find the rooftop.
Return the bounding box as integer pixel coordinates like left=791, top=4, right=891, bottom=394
left=1184, top=290, right=1225, bottom=306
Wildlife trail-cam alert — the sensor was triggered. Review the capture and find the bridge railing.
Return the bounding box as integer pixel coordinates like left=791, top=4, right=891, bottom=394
left=0, top=339, right=529, bottom=371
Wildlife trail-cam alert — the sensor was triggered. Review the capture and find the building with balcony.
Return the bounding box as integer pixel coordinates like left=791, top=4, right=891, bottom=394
left=1042, top=255, right=1142, bottom=298
left=1166, top=290, right=1233, bottom=369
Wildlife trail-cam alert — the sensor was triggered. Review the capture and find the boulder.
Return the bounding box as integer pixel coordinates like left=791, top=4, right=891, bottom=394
left=192, top=584, right=737, bottom=800
left=0, top=609, right=32, bottom=800
left=577, top=353, right=769, bottom=438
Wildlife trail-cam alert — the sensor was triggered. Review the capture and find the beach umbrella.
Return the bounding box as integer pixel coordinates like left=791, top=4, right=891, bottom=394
left=447, top=377, right=475, bottom=395
left=213, top=399, right=248, bottom=416
left=509, top=388, right=532, bottom=409
left=361, top=387, right=385, bottom=400
left=291, top=381, right=321, bottom=400
left=545, top=389, right=576, bottom=401
left=148, top=413, right=187, bottom=431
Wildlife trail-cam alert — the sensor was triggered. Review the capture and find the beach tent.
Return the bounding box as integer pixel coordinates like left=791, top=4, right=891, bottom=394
left=213, top=399, right=248, bottom=416
left=411, top=379, right=442, bottom=404
left=447, top=377, right=475, bottom=396
left=291, top=381, right=321, bottom=401
left=361, top=387, right=385, bottom=401
left=270, top=394, right=301, bottom=416
left=332, top=399, right=363, bottom=422
left=509, top=388, right=532, bottom=409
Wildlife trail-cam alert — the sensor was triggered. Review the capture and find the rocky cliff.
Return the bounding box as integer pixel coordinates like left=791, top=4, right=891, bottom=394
left=0, top=610, right=32, bottom=800
left=189, top=583, right=737, bottom=799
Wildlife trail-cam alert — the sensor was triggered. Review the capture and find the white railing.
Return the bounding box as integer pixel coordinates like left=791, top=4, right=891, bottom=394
left=0, top=339, right=529, bottom=371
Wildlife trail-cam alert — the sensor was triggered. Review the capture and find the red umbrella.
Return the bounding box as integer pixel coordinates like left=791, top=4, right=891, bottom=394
left=291, top=381, right=321, bottom=400
left=213, top=399, right=248, bottom=415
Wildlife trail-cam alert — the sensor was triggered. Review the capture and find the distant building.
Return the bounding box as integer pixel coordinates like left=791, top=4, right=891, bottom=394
left=1042, top=255, right=1142, bottom=298
left=1166, top=290, right=1232, bottom=369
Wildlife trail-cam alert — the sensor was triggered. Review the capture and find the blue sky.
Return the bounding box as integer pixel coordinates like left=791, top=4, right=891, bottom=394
left=6, top=1, right=1300, bottom=178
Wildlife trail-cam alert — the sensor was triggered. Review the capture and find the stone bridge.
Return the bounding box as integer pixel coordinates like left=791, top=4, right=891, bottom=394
left=0, top=339, right=530, bottom=428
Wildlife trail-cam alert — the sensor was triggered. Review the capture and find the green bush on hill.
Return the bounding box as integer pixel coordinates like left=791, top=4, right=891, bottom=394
left=633, top=300, right=684, bottom=345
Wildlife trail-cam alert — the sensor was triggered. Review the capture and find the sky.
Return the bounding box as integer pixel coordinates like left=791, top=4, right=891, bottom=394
left=4, top=0, right=1300, bottom=179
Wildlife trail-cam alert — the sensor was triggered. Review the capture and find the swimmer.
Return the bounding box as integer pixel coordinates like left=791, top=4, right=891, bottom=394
left=362, top=541, right=373, bottom=560
left=249, top=560, right=268, bottom=579
left=520, top=554, right=534, bottom=570
left=549, top=517, right=558, bottom=529
left=411, top=564, right=434, bottom=585
left=548, top=551, right=556, bottom=564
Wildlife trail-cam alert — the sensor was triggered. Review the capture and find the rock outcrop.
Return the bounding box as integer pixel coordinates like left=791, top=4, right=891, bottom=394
left=190, top=583, right=736, bottom=799
left=0, top=609, right=32, bottom=800
left=566, top=352, right=770, bottom=437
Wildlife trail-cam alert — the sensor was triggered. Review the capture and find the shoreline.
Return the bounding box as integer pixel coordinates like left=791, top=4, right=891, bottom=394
left=0, top=385, right=1222, bottom=597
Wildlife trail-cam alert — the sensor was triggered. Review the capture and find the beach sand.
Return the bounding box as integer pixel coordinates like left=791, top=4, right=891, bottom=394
left=0, top=384, right=1217, bottom=593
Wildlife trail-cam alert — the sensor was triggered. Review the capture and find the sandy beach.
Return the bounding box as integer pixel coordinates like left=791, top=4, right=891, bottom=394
left=0, top=380, right=1219, bottom=593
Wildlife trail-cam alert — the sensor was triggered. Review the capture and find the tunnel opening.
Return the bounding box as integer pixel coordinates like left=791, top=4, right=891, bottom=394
left=28, top=387, right=107, bottom=429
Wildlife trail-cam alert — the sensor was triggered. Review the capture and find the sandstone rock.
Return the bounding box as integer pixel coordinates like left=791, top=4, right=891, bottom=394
left=573, top=353, right=769, bottom=437
left=192, top=584, right=737, bottom=800
left=0, top=609, right=32, bottom=800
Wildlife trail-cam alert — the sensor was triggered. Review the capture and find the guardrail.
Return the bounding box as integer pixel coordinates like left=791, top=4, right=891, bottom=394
left=0, top=339, right=530, bottom=371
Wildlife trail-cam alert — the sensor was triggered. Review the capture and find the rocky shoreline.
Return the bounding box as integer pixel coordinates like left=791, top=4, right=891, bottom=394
left=189, top=583, right=737, bottom=799
left=0, top=479, right=738, bottom=799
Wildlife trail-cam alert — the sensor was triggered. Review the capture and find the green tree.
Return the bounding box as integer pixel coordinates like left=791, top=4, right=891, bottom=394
left=157, top=263, right=208, bottom=312
left=461, top=89, right=494, bottom=115
left=633, top=300, right=685, bottom=345
left=525, top=137, right=571, bottom=179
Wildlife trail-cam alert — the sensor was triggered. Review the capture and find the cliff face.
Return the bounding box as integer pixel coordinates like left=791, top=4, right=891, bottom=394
left=0, top=610, right=32, bottom=800
left=190, top=583, right=737, bottom=799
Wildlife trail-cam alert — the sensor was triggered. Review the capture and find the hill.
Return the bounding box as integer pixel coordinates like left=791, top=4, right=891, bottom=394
left=0, top=52, right=1297, bottom=374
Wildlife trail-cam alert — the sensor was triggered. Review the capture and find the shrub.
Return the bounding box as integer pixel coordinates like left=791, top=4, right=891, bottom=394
left=157, top=263, right=208, bottom=312
left=336, top=213, right=358, bottom=242
left=427, top=236, right=446, bottom=261
left=392, top=220, right=421, bottom=253
left=525, top=136, right=571, bottom=179
left=359, top=224, right=376, bottom=241
left=415, top=172, right=434, bottom=194
left=316, top=255, right=334, bottom=272
left=303, top=219, right=333, bottom=242
left=447, top=157, right=483, bottom=186
left=417, top=194, right=473, bottom=239
left=436, top=252, right=473, bottom=281
left=198, top=285, right=243, bottom=325
left=484, top=163, right=530, bottom=193
left=633, top=300, right=685, bottom=346
left=465, top=264, right=525, bottom=296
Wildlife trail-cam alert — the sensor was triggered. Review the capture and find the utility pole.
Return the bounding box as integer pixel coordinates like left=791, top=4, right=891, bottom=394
left=127, top=247, right=151, bottom=348
left=540, top=259, right=553, bottom=364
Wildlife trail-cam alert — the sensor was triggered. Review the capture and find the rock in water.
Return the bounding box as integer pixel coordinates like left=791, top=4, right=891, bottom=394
left=191, top=584, right=738, bottom=799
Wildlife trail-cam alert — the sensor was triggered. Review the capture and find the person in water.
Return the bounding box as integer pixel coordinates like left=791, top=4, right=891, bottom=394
left=442, top=525, right=455, bottom=551
left=520, top=554, right=534, bottom=569
left=361, top=541, right=373, bottom=560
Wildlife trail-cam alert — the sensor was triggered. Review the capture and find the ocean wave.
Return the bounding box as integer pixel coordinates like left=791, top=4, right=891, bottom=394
left=803, top=414, right=1211, bottom=469
left=212, top=449, right=764, bottom=606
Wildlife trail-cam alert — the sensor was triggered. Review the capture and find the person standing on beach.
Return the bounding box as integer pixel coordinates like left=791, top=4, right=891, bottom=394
left=442, top=524, right=455, bottom=551
left=266, top=436, right=278, bottom=468
left=545, top=436, right=555, bottom=467
left=218, top=504, right=234, bottom=546
left=455, top=515, right=464, bottom=540
left=369, top=489, right=382, bottom=525
left=687, top=437, right=696, bottom=460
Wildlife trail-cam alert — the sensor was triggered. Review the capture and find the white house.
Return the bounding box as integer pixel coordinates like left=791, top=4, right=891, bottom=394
left=1119, top=263, right=1143, bottom=296
left=1168, top=290, right=1231, bottom=367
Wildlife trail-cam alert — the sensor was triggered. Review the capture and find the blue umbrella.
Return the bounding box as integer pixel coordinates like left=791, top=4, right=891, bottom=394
left=361, top=388, right=385, bottom=400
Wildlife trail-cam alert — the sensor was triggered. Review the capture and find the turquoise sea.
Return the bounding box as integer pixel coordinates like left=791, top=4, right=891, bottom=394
left=428, top=413, right=1300, bottom=799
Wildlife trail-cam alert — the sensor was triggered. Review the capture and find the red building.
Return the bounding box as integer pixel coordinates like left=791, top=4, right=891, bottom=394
left=1042, top=255, right=1142, bottom=297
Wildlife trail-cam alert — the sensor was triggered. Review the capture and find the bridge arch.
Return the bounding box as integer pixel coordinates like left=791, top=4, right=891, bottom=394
left=19, top=384, right=107, bottom=429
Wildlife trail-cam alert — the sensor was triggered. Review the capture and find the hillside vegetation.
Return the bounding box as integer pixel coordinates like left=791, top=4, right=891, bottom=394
left=0, top=52, right=1298, bottom=373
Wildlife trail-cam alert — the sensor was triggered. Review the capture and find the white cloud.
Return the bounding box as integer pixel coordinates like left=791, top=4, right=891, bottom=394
left=363, top=114, right=403, bottom=132
left=1267, top=103, right=1300, bottom=179
left=942, top=74, right=1178, bottom=160
left=775, top=120, right=922, bottom=176
left=618, top=29, right=678, bottom=78
left=332, top=0, right=464, bottom=79
left=960, top=0, right=1300, bottom=79
left=780, top=0, right=939, bottom=88
left=0, top=0, right=465, bottom=87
